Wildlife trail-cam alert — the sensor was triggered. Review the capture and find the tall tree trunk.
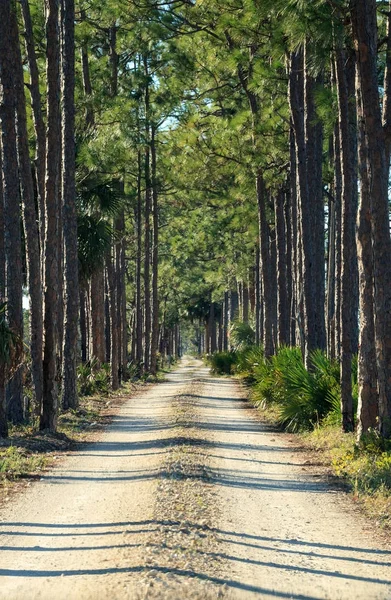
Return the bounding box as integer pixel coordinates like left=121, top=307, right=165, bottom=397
left=242, top=283, right=249, bottom=324
left=105, top=273, right=111, bottom=363
left=115, top=208, right=126, bottom=381
left=351, top=0, right=391, bottom=437
left=382, top=0, right=391, bottom=171
left=223, top=290, right=229, bottom=350
left=120, top=224, right=127, bottom=377
left=0, top=148, right=4, bottom=300
left=209, top=302, right=217, bottom=353
left=135, top=149, right=143, bottom=368
left=335, top=45, right=357, bottom=432
left=275, top=189, right=289, bottom=346
left=237, top=281, right=243, bottom=321
left=108, top=23, right=118, bottom=98
left=333, top=124, right=343, bottom=361
left=256, top=173, right=274, bottom=357
left=106, top=247, right=119, bottom=390
left=41, top=0, right=61, bottom=431
left=305, top=53, right=326, bottom=350
left=90, top=268, right=106, bottom=363
left=143, top=57, right=151, bottom=371
left=80, top=285, right=87, bottom=363
left=254, top=246, right=261, bottom=345
left=61, top=0, right=79, bottom=410
left=0, top=0, right=24, bottom=424
left=11, top=5, right=43, bottom=416
left=356, top=71, right=379, bottom=438
left=284, top=187, right=293, bottom=347
left=150, top=127, right=159, bottom=375
left=326, top=136, right=337, bottom=360
left=20, top=0, right=46, bottom=257
left=115, top=230, right=122, bottom=385
left=289, top=50, right=316, bottom=366
left=289, top=125, right=301, bottom=349
left=218, top=305, right=223, bottom=351
left=0, top=146, right=7, bottom=437
left=80, top=9, right=94, bottom=129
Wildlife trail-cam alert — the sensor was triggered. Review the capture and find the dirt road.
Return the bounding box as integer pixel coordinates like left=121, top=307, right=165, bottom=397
left=0, top=359, right=390, bottom=599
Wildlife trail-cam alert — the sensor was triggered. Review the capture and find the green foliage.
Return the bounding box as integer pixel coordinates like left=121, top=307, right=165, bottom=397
left=234, top=345, right=264, bottom=380
left=208, top=351, right=237, bottom=375
left=0, top=446, right=47, bottom=481
left=304, top=425, right=391, bottom=527
left=77, top=358, right=110, bottom=397
left=252, top=347, right=341, bottom=432
left=327, top=427, right=391, bottom=511
left=229, top=320, right=255, bottom=350
left=214, top=345, right=354, bottom=433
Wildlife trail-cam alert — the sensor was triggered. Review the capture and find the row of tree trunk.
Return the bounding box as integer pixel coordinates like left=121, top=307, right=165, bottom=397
left=219, top=0, right=391, bottom=439
left=0, top=0, right=79, bottom=433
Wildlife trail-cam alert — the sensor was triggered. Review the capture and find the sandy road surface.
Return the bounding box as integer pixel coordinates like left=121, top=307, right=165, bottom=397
left=0, top=359, right=390, bottom=599
left=200, top=371, right=391, bottom=599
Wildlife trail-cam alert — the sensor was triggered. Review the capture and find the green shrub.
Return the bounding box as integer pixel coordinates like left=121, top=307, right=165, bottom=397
left=209, top=344, right=359, bottom=435
left=234, top=345, right=264, bottom=380
left=333, top=447, right=391, bottom=495
left=208, top=351, right=237, bottom=375
left=250, top=347, right=342, bottom=432
left=77, top=358, right=110, bottom=397
left=0, top=446, right=47, bottom=480
left=229, top=320, right=255, bottom=350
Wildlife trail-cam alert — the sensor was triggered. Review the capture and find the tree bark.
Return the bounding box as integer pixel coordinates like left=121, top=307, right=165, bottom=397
left=305, top=53, right=326, bottom=350
left=275, top=189, right=289, bottom=347
left=209, top=302, right=217, bottom=353
left=41, top=0, right=61, bottom=431
left=254, top=246, right=261, bottom=345
left=223, top=290, right=229, bottom=350
left=326, top=134, right=337, bottom=361
left=61, top=0, right=79, bottom=410
left=335, top=45, right=357, bottom=432
left=382, top=0, right=391, bottom=170
left=288, top=128, right=298, bottom=348
left=356, top=70, right=379, bottom=438
left=0, top=0, right=24, bottom=424
left=150, top=127, right=159, bottom=375
left=11, top=4, right=43, bottom=416
left=333, top=124, right=343, bottom=361
left=284, top=187, right=293, bottom=347
left=242, top=283, right=249, bottom=324
left=80, top=9, right=94, bottom=129
left=80, top=285, right=87, bottom=363
left=256, top=173, right=274, bottom=357
left=351, top=0, right=391, bottom=437
left=108, top=23, right=118, bottom=98
left=143, top=56, right=152, bottom=371
left=106, top=247, right=119, bottom=390
left=135, top=149, right=143, bottom=368
left=289, top=50, right=316, bottom=366
left=20, top=0, right=46, bottom=257
left=90, top=268, right=106, bottom=363
left=115, top=208, right=126, bottom=381
left=0, top=146, right=7, bottom=437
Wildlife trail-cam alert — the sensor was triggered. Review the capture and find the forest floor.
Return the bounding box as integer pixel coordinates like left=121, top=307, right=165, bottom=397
left=0, top=358, right=390, bottom=599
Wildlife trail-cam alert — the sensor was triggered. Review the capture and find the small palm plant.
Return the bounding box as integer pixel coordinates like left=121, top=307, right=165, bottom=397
left=0, top=302, right=23, bottom=438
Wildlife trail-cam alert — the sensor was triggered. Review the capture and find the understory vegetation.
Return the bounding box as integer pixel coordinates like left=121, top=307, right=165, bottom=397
left=208, top=338, right=391, bottom=527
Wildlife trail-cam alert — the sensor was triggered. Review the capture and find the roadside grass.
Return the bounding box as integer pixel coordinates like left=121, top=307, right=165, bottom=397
left=301, top=424, right=391, bottom=529
left=252, top=397, right=391, bottom=529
